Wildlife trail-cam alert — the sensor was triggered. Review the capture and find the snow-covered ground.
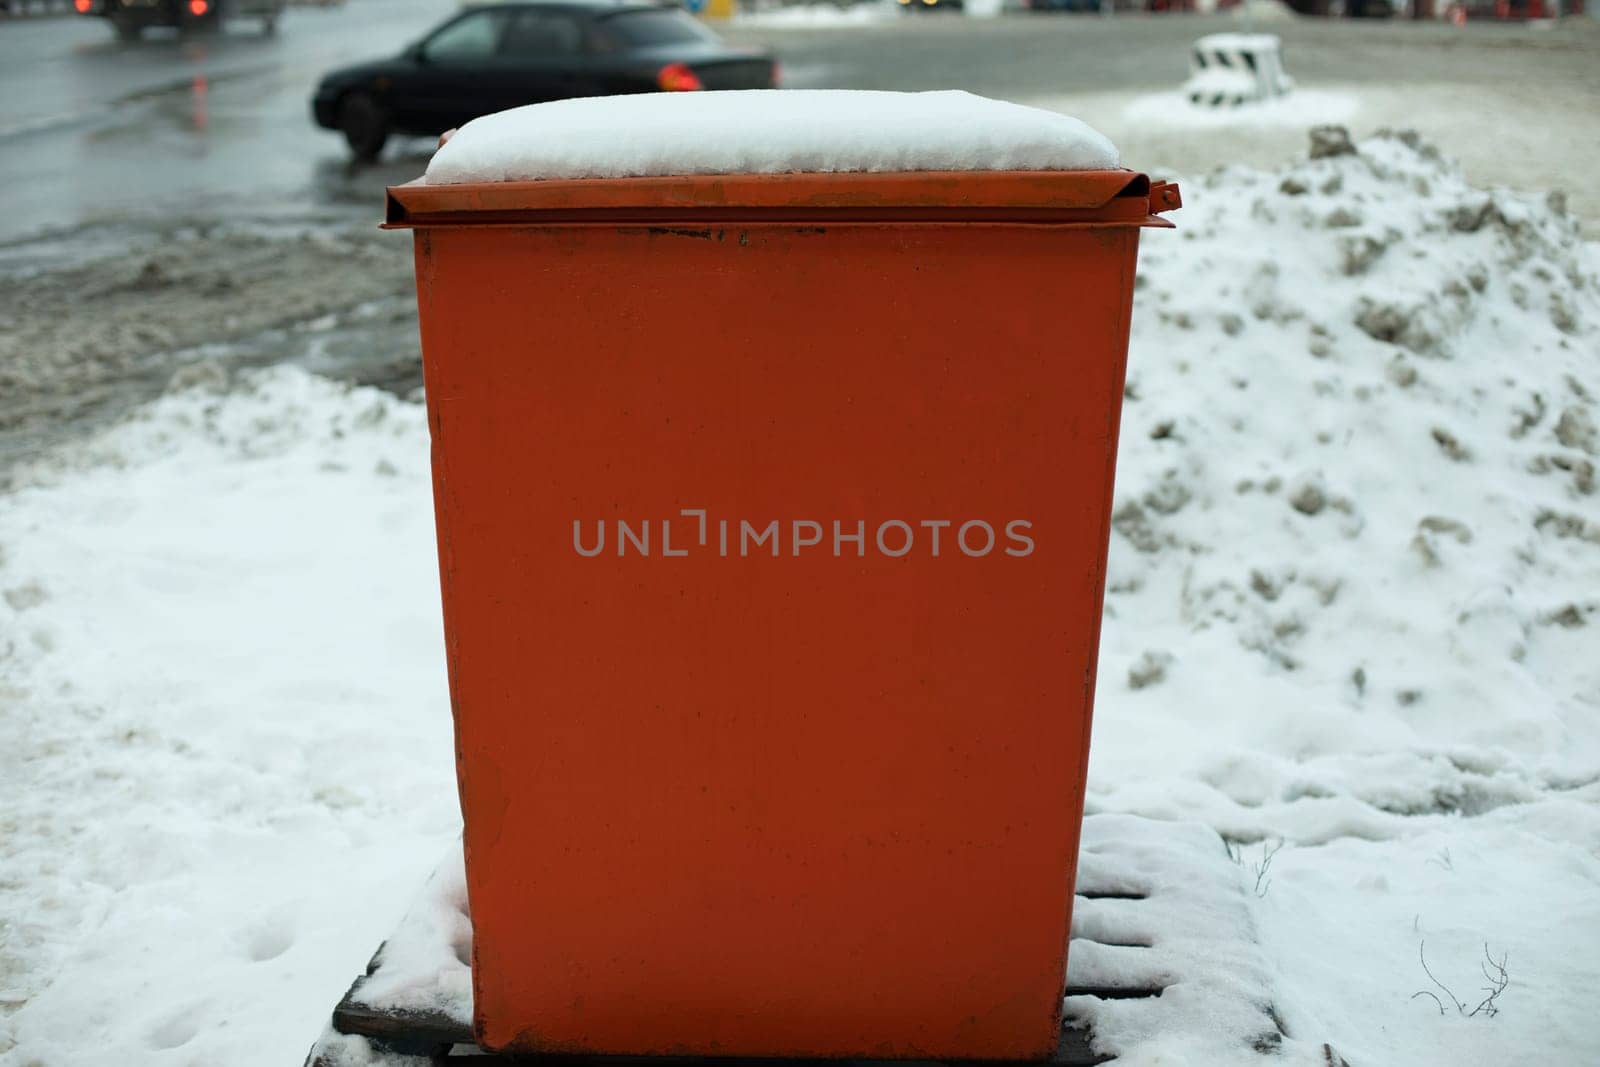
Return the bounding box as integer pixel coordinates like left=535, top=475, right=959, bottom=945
left=3, top=133, right=1599, bottom=1065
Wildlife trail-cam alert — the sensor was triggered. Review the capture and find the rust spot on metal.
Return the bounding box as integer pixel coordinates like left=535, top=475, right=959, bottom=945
left=644, top=227, right=715, bottom=240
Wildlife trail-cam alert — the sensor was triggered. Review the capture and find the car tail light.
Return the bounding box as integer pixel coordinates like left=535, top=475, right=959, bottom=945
left=74, top=0, right=91, bottom=11
left=770, top=61, right=782, bottom=88
left=656, top=63, right=704, bottom=93
left=189, top=0, right=208, bottom=13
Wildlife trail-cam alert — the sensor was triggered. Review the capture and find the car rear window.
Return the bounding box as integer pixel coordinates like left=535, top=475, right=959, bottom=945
left=591, top=9, right=718, bottom=49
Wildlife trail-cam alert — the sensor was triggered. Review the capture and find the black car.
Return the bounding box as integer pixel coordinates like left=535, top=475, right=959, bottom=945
left=312, top=1, right=779, bottom=161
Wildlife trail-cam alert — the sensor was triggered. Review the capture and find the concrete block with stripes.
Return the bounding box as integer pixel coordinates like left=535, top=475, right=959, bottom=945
left=1182, top=33, right=1294, bottom=108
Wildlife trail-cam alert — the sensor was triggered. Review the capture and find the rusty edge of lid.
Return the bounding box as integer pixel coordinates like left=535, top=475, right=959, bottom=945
left=382, top=170, right=1179, bottom=229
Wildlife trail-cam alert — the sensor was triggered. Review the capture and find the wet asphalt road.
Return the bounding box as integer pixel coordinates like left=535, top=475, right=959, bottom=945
left=3, top=3, right=1596, bottom=244
left=0, top=0, right=457, bottom=244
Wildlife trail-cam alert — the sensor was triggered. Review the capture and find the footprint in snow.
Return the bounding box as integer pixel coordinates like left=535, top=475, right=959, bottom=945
left=147, top=1003, right=205, bottom=1051
left=242, top=913, right=296, bottom=963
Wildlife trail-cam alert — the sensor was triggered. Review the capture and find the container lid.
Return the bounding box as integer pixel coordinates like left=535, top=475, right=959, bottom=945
left=385, top=90, right=1180, bottom=228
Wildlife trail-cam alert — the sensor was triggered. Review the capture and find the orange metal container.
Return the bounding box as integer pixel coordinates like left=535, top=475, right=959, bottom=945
left=386, top=169, right=1178, bottom=1060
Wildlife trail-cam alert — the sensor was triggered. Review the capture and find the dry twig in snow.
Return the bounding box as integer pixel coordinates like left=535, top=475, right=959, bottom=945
left=1411, top=941, right=1510, bottom=1018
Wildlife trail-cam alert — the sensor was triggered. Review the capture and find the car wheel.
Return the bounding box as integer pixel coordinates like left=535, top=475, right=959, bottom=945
left=339, top=93, right=390, bottom=162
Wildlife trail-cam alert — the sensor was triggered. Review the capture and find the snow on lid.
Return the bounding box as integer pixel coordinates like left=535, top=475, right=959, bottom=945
left=424, top=90, right=1119, bottom=185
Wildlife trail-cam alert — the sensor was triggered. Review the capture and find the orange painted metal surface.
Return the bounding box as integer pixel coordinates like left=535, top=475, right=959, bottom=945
left=389, top=170, right=1176, bottom=1060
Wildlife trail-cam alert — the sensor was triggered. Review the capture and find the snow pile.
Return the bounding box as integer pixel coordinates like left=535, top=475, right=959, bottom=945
left=1095, top=128, right=1600, bottom=829
left=424, top=90, right=1119, bottom=184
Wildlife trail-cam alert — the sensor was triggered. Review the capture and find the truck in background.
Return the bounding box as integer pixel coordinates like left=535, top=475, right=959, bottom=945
left=73, top=0, right=286, bottom=38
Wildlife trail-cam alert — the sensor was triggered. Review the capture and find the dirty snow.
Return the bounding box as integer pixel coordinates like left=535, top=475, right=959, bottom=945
left=0, top=221, right=417, bottom=478
left=1096, top=129, right=1600, bottom=824
left=3, top=131, right=1599, bottom=1066
left=424, top=90, right=1119, bottom=184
